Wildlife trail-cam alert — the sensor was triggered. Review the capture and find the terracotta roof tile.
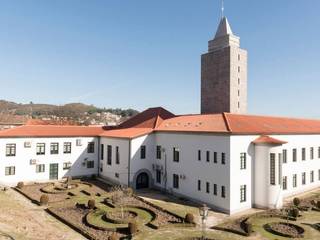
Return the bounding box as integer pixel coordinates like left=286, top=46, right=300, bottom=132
left=99, top=128, right=153, bottom=139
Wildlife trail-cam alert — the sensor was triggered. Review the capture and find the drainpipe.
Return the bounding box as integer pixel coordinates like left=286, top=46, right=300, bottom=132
left=128, top=140, right=131, bottom=187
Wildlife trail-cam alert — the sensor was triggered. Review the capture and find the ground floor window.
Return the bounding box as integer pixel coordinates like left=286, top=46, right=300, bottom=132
left=156, top=169, right=161, bottom=184
left=198, top=180, right=201, bottom=191
left=173, top=174, right=179, bottom=189
left=213, top=184, right=217, bottom=195
left=63, top=162, right=72, bottom=170
left=221, top=186, right=226, bottom=198
left=318, top=169, right=320, bottom=181
left=206, top=182, right=210, bottom=193
left=282, top=176, right=287, bottom=190
left=302, top=172, right=306, bottom=185
left=293, top=174, right=297, bottom=188
left=5, top=166, right=15, bottom=176
left=270, top=153, right=276, bottom=185
left=87, top=161, right=94, bottom=169
left=240, top=185, right=246, bottom=202
left=36, top=164, right=45, bottom=173
left=310, top=171, right=314, bottom=183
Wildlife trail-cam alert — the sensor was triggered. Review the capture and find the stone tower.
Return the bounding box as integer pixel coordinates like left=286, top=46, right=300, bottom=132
left=201, top=17, right=247, bottom=114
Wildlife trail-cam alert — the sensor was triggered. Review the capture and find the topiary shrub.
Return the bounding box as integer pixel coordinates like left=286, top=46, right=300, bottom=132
left=91, top=174, right=97, bottom=180
left=317, top=201, right=320, bottom=209
left=293, top=197, right=300, bottom=207
left=88, top=199, right=95, bottom=209
left=124, top=187, right=134, bottom=197
left=128, top=221, right=138, bottom=235
left=108, top=233, right=119, bottom=240
left=17, top=182, right=24, bottom=189
left=291, top=208, right=300, bottom=219
left=245, top=222, right=253, bottom=236
left=40, top=194, right=49, bottom=205
left=184, top=213, right=195, bottom=224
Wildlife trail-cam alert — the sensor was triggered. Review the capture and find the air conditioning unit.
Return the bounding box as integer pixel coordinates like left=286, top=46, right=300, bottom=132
left=30, top=159, right=37, bottom=165
left=76, top=139, right=82, bottom=146
left=24, top=142, right=31, bottom=148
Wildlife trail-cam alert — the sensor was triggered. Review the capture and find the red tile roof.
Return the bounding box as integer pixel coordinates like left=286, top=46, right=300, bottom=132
left=99, top=128, right=153, bottom=139
left=0, top=125, right=104, bottom=138
left=252, top=135, right=287, bottom=145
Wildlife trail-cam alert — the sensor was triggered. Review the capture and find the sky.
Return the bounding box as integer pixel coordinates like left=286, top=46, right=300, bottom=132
left=0, top=0, right=320, bottom=118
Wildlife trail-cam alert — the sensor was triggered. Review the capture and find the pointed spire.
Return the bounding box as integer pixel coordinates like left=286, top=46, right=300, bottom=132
left=215, top=17, right=233, bottom=38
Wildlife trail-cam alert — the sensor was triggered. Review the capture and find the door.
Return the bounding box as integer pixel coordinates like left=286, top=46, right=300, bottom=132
left=136, top=172, right=149, bottom=189
left=49, top=163, right=59, bottom=180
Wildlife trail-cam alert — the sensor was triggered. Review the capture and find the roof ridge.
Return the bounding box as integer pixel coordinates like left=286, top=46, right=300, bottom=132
left=222, top=112, right=232, bottom=132
left=153, top=108, right=161, bottom=129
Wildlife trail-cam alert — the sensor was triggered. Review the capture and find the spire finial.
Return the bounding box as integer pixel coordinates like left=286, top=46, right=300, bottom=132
left=221, top=0, right=224, bottom=19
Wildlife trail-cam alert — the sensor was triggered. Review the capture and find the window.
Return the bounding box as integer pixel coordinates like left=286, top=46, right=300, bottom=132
left=173, top=174, right=179, bottom=189
left=238, top=78, right=240, bottom=85
left=302, top=148, right=306, bottom=161
left=213, top=184, right=217, bottom=195
left=214, top=152, right=217, bottom=163
left=115, top=173, right=119, bottom=178
left=293, top=174, right=297, bottom=188
left=221, top=153, right=226, bottom=164
left=6, top=144, right=16, bottom=156
left=270, top=153, right=276, bottom=185
left=283, top=176, right=287, bottom=190
left=87, top=160, right=94, bottom=169
left=221, top=186, right=226, bottom=198
left=87, top=142, right=95, bottom=153
left=282, top=150, right=287, bottom=163
left=318, top=147, right=320, bottom=159
left=238, top=102, right=240, bottom=108
left=238, top=66, right=240, bottom=72
left=206, top=182, right=210, bottom=193
left=292, top=149, right=297, bottom=162
left=36, top=143, right=45, bottom=155
left=36, top=164, right=45, bottom=173
left=76, top=139, right=82, bottom=146
left=240, top=185, right=246, bottom=202
left=5, top=166, right=15, bottom=176
left=198, top=180, right=201, bottom=191
left=238, top=54, right=240, bottom=61
left=302, top=172, right=306, bottom=185
left=156, top=145, right=162, bottom=159
left=50, top=143, right=59, bottom=154
left=107, top=145, right=112, bottom=165
left=63, top=142, right=71, bottom=154
left=63, top=162, right=71, bottom=170
left=116, top=146, right=120, bottom=164
left=238, top=90, right=240, bottom=96
left=100, top=144, right=104, bottom=160
left=206, top=151, right=210, bottom=162
left=319, top=169, right=320, bottom=181
left=100, top=163, right=103, bottom=172
left=198, top=150, right=201, bottom=161
left=310, top=171, right=314, bottom=183
left=310, top=147, right=314, bottom=160
left=156, top=169, right=161, bottom=184
left=240, top=153, right=246, bottom=169
left=140, top=145, right=146, bottom=159
left=173, top=148, right=180, bottom=162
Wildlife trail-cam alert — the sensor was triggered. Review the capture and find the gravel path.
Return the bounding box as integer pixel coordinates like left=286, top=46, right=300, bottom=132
left=0, top=189, right=86, bottom=240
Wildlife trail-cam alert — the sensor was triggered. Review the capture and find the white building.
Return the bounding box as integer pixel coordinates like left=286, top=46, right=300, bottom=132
left=0, top=17, right=319, bottom=215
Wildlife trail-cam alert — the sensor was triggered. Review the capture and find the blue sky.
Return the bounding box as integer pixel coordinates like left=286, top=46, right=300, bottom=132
left=0, top=0, right=319, bottom=117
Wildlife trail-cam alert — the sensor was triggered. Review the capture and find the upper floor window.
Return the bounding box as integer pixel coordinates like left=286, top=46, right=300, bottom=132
left=116, top=146, right=120, bottom=164
left=302, top=148, right=306, bottom=161
left=282, top=176, right=287, bottom=190
left=213, top=152, right=217, bottom=163
left=173, top=174, right=179, bottom=189
left=76, top=139, right=82, bottom=146
left=206, top=151, right=210, bottom=162
left=107, top=145, right=112, bottom=165
left=36, top=164, right=45, bottom=173
left=318, top=147, right=320, bottom=159
left=240, top=185, right=246, bottom=202
left=140, top=145, right=146, bottom=159
left=156, top=169, right=161, bottom=184
left=240, top=153, right=246, bottom=169
left=100, top=144, right=104, bottom=160
left=5, top=166, right=15, bottom=176
left=292, top=149, right=297, bottom=162
left=310, top=147, right=314, bottom=160
left=36, top=143, right=45, bottom=155
left=221, top=153, right=226, bottom=165
left=238, top=66, right=240, bottom=72
left=156, top=145, right=162, bottom=159
left=173, top=147, right=180, bottom=162
left=87, top=142, right=95, bottom=153
left=63, top=142, right=72, bottom=154
left=50, top=143, right=59, bottom=154
left=270, top=153, right=276, bottom=185
left=282, top=149, right=287, bottom=163
left=198, top=150, right=201, bottom=161
left=6, top=144, right=16, bottom=157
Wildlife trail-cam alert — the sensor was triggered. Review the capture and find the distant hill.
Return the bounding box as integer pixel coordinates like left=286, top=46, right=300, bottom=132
left=0, top=100, right=139, bottom=126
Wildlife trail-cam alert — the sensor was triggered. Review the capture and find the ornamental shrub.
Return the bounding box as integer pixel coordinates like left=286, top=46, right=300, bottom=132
left=108, top=233, right=119, bottom=240
left=317, top=201, right=320, bottom=209
left=40, top=194, right=49, bottom=205
left=128, top=221, right=138, bottom=235
left=88, top=199, right=95, bottom=209
left=245, top=222, right=253, bottom=236
left=184, top=213, right=195, bottom=224
left=17, top=182, right=24, bottom=189
left=291, top=208, right=300, bottom=218
left=293, top=197, right=301, bottom=207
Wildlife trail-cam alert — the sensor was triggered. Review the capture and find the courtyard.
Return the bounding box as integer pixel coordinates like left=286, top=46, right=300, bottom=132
left=1, top=178, right=319, bottom=240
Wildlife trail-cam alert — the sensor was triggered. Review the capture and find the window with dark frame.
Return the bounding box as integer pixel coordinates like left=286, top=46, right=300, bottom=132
left=206, top=151, right=210, bottom=162
left=310, top=171, right=314, bottom=183
left=198, top=150, right=201, bottom=161
left=221, top=186, right=226, bottom=198
left=63, top=142, right=72, bottom=154
left=221, top=153, right=226, bottom=164
left=214, top=152, right=217, bottom=163
left=156, top=145, right=162, bottom=159
left=318, top=147, right=320, bottom=159
left=107, top=145, right=112, bottom=165
left=116, top=146, right=120, bottom=164
left=87, top=142, right=95, bottom=153
left=240, top=185, right=246, bottom=202
left=310, top=147, right=314, bottom=160
left=140, top=145, right=146, bottom=159
left=87, top=160, right=94, bottom=168
left=240, top=152, right=246, bottom=169
left=156, top=169, right=161, bottom=184
left=63, top=162, right=71, bottom=170
left=293, top=174, right=297, bottom=188
left=173, top=174, right=179, bottom=189
left=270, top=153, right=276, bottom=185
left=302, top=172, right=306, bottom=185
left=36, top=164, right=45, bottom=173
left=319, top=169, right=320, bottom=181
left=213, top=184, right=217, bottom=195
left=5, top=166, right=15, bottom=176
left=198, top=180, right=201, bottom=191
left=100, top=144, right=104, bottom=160
left=6, top=144, right=16, bottom=157
left=173, top=147, right=180, bottom=162
left=292, top=149, right=297, bottom=162
left=206, top=182, right=210, bottom=193
left=282, top=176, right=287, bottom=190
left=36, top=143, right=45, bottom=155
left=302, top=148, right=306, bottom=161
left=50, top=143, right=59, bottom=154
left=282, top=149, right=287, bottom=163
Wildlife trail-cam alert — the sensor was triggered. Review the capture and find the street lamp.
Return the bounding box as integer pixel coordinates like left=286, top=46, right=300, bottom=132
left=199, top=204, right=209, bottom=240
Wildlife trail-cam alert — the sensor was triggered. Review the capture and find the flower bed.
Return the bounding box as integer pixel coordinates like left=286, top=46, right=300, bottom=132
left=264, top=222, right=304, bottom=238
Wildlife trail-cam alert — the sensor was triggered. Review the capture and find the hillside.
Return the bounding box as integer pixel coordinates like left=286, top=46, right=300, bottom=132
left=0, top=100, right=138, bottom=126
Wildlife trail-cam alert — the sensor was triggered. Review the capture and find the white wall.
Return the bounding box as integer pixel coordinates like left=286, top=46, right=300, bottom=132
left=0, top=137, right=99, bottom=185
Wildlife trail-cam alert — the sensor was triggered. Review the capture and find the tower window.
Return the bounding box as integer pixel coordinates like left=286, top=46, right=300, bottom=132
left=238, top=102, right=240, bottom=108
left=238, top=78, right=240, bottom=85
left=238, top=66, right=240, bottom=72
left=238, top=54, right=240, bottom=61
left=238, top=90, right=240, bottom=97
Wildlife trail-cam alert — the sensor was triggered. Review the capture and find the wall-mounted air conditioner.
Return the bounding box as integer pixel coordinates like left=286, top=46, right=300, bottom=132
left=24, top=142, right=31, bottom=148
left=30, top=159, right=37, bottom=165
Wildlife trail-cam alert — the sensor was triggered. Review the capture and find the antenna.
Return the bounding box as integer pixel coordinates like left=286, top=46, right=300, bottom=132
left=221, top=0, right=225, bottom=19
